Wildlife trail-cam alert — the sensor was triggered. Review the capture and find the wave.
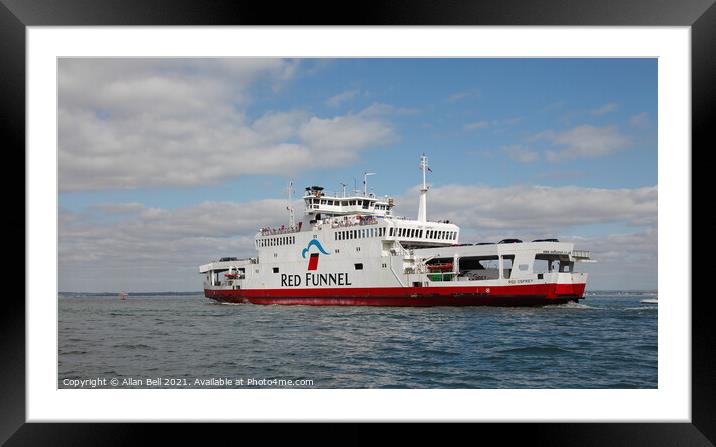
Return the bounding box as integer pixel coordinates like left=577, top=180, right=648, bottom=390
left=497, top=346, right=573, bottom=355
left=543, top=302, right=601, bottom=310
left=585, top=291, right=658, bottom=297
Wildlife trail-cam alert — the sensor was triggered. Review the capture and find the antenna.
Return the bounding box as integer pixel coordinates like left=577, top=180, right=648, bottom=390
left=286, top=181, right=295, bottom=227
left=363, top=172, right=376, bottom=196
left=419, top=153, right=428, bottom=190
left=417, top=154, right=429, bottom=222
left=340, top=182, right=347, bottom=198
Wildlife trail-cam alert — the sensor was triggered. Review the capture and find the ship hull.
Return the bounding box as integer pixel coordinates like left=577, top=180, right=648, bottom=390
left=204, top=283, right=586, bottom=307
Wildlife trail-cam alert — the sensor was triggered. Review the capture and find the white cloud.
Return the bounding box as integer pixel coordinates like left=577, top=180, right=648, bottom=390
left=629, top=112, right=651, bottom=128
left=532, top=125, right=629, bottom=162
left=464, top=121, right=490, bottom=131
left=446, top=89, right=479, bottom=103
left=501, top=145, right=539, bottom=163
left=59, top=59, right=395, bottom=191
left=564, top=230, right=658, bottom=290
left=325, top=89, right=359, bottom=107
left=59, top=199, right=295, bottom=291
left=464, top=117, right=521, bottom=132
left=395, top=184, right=657, bottom=231
left=590, top=102, right=619, bottom=116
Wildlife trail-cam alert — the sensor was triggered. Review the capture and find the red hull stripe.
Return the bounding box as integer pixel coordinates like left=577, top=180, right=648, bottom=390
left=204, top=283, right=586, bottom=307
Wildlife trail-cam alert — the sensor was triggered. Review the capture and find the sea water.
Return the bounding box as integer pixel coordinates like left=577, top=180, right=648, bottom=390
left=58, top=291, right=657, bottom=388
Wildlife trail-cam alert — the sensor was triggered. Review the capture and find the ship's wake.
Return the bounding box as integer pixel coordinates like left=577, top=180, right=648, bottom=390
left=543, top=302, right=601, bottom=310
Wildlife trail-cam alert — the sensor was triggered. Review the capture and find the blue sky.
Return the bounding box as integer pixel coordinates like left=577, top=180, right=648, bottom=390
left=58, top=58, right=657, bottom=291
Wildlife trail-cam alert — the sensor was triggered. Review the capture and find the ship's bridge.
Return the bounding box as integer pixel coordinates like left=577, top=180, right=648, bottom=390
left=303, top=186, right=394, bottom=218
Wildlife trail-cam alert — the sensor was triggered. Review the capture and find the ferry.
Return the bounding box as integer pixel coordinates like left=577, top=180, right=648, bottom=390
left=200, top=155, right=591, bottom=306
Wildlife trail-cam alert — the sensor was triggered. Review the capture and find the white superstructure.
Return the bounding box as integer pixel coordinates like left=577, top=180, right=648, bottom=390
left=200, top=155, right=591, bottom=306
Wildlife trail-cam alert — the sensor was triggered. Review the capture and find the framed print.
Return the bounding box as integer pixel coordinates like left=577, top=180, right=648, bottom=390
left=7, top=0, right=712, bottom=444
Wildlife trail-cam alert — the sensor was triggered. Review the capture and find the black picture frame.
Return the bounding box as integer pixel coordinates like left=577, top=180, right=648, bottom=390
left=6, top=0, right=710, bottom=444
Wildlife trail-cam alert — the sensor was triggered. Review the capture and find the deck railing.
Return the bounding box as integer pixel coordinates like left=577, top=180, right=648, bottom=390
left=572, top=250, right=591, bottom=259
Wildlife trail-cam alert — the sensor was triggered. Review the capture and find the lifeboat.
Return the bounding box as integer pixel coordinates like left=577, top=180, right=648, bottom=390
left=427, top=263, right=453, bottom=271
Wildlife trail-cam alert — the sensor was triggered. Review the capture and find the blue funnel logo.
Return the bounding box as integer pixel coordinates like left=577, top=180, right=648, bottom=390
left=301, top=239, right=330, bottom=258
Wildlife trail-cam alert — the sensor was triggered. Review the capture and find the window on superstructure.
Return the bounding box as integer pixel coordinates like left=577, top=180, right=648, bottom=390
left=389, top=228, right=394, bottom=236
left=501, top=255, right=515, bottom=279
left=355, top=263, right=363, bottom=270
left=273, top=267, right=279, bottom=273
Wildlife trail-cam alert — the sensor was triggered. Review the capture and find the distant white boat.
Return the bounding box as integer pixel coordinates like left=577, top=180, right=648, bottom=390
left=640, top=298, right=658, bottom=304
left=119, top=291, right=128, bottom=301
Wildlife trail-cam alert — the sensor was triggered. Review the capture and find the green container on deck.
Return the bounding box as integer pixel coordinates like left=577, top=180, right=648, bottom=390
left=428, top=273, right=443, bottom=281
